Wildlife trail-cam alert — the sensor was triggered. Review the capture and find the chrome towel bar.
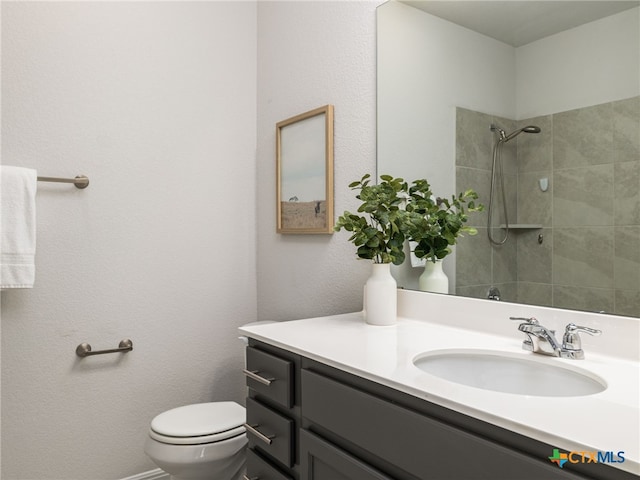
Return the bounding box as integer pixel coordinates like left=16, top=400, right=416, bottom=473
left=37, top=175, right=90, bottom=189
left=76, top=339, right=133, bottom=358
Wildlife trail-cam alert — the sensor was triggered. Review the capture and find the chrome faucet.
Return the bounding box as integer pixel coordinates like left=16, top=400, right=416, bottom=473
left=510, top=317, right=560, bottom=356
left=510, top=317, right=601, bottom=360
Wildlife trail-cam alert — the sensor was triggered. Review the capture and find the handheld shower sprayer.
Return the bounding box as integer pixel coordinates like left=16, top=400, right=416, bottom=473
left=487, top=123, right=541, bottom=246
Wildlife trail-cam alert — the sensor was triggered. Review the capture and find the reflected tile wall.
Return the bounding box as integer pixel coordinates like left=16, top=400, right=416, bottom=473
left=518, top=171, right=552, bottom=226
left=518, top=282, right=552, bottom=308
left=455, top=108, right=518, bottom=302
left=456, top=96, right=639, bottom=317
left=554, top=286, right=614, bottom=313
left=553, top=227, right=614, bottom=289
left=518, top=115, right=552, bottom=173
left=613, top=96, right=640, bottom=164
left=615, top=226, right=640, bottom=291
left=616, top=291, right=640, bottom=318
left=455, top=229, right=492, bottom=287
left=492, top=236, right=517, bottom=284
left=553, top=164, right=614, bottom=226
left=554, top=102, right=613, bottom=169
left=517, top=229, right=552, bottom=284
left=456, top=108, right=493, bottom=171
left=615, top=160, right=640, bottom=225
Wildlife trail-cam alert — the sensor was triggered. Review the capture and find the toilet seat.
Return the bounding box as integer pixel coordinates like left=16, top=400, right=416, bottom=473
left=149, top=401, right=246, bottom=446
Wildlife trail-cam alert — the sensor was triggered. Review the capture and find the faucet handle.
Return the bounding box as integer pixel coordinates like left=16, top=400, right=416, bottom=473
left=509, top=316, right=539, bottom=324
left=565, top=323, right=601, bottom=336
left=562, top=323, right=602, bottom=356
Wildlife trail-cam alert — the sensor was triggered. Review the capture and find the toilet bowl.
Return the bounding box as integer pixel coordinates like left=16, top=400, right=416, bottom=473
left=144, top=401, right=247, bottom=480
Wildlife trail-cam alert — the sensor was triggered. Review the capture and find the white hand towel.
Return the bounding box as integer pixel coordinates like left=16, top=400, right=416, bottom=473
left=1, top=166, right=37, bottom=289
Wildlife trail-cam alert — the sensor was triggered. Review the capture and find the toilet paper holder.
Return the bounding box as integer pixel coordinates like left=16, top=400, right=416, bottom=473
left=76, top=339, right=133, bottom=358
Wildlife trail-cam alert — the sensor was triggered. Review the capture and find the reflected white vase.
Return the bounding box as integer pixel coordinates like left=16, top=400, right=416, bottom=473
left=364, top=263, right=397, bottom=326
left=418, top=259, right=449, bottom=294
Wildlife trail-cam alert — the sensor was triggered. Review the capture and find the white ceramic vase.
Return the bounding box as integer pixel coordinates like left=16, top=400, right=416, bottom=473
left=418, top=259, right=449, bottom=294
left=364, top=263, right=397, bottom=326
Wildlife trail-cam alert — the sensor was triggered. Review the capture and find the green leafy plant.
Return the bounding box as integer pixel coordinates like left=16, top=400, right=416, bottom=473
left=334, top=174, right=408, bottom=265
left=404, top=178, right=484, bottom=262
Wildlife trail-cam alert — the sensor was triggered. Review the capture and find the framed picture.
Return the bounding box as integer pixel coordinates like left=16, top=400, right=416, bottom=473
left=276, top=105, right=334, bottom=234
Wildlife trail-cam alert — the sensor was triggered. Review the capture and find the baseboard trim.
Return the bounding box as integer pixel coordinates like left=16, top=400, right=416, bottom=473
left=120, top=468, right=169, bottom=480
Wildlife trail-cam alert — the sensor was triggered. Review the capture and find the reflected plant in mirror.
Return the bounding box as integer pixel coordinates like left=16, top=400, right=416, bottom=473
left=405, top=179, right=483, bottom=262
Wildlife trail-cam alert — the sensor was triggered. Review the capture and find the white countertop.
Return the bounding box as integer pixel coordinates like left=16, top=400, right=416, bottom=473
left=240, top=299, right=640, bottom=476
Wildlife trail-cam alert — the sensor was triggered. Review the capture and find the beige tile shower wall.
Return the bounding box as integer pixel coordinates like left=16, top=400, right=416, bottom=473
left=544, top=96, right=639, bottom=316
left=455, top=108, right=518, bottom=302
left=516, top=113, right=554, bottom=307
left=456, top=97, right=639, bottom=316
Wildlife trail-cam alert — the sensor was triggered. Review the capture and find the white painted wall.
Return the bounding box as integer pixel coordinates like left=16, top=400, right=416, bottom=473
left=1, top=2, right=256, bottom=478
left=1, top=0, right=381, bottom=477
left=256, top=1, right=381, bottom=322
left=377, top=0, right=516, bottom=288
left=517, top=7, right=640, bottom=119
left=377, top=0, right=516, bottom=186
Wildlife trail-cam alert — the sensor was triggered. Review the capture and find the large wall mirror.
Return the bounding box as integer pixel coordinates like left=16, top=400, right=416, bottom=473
left=377, top=0, right=639, bottom=317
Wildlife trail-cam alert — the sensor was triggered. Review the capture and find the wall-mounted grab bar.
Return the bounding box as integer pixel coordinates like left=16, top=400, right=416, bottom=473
left=76, top=339, right=133, bottom=357
left=37, top=175, right=90, bottom=189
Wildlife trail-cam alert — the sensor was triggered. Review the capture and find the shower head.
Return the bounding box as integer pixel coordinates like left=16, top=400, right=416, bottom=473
left=501, top=125, right=541, bottom=143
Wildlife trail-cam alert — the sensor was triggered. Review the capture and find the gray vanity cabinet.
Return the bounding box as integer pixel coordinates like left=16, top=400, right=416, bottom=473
left=245, top=340, right=637, bottom=480
left=300, top=429, right=393, bottom=480
left=244, top=341, right=301, bottom=480
left=300, top=368, right=586, bottom=480
left=246, top=448, right=293, bottom=480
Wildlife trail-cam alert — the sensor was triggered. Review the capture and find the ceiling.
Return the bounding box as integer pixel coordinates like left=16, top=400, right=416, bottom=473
left=400, top=1, right=640, bottom=47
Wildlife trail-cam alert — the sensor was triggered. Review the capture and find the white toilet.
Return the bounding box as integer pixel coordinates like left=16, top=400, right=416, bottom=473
left=144, top=401, right=247, bottom=480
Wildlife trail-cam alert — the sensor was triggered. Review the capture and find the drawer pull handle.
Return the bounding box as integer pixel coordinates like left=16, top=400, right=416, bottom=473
left=243, top=423, right=274, bottom=445
left=243, top=369, right=275, bottom=386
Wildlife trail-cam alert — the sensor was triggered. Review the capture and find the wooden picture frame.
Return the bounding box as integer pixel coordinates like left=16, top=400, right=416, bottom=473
left=276, top=105, right=334, bottom=234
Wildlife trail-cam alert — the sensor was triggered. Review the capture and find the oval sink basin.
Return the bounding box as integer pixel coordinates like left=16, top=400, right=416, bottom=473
left=413, top=350, right=606, bottom=397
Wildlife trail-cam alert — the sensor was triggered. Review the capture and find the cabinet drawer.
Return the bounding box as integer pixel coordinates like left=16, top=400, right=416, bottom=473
left=246, top=397, right=295, bottom=468
left=246, top=448, right=293, bottom=480
left=300, top=429, right=392, bottom=480
left=245, top=346, right=294, bottom=408
left=302, top=369, right=585, bottom=480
